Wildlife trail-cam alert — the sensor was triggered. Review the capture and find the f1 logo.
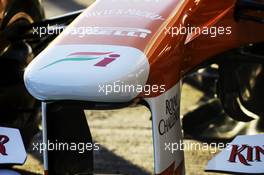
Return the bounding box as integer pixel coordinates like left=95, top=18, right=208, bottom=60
left=41, top=52, right=121, bottom=70
left=94, top=54, right=120, bottom=67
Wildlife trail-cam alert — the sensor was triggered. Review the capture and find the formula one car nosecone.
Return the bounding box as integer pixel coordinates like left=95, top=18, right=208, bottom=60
left=1, top=0, right=264, bottom=174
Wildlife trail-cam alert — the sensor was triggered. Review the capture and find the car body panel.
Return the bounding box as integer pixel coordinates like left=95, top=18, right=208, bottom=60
left=25, top=0, right=264, bottom=101
left=23, top=0, right=264, bottom=174
left=0, top=127, right=27, bottom=165
left=25, top=44, right=150, bottom=102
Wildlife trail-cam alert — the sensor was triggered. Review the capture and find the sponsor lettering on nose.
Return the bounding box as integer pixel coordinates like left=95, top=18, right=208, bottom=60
left=229, top=144, right=264, bottom=166
left=0, top=135, right=9, bottom=156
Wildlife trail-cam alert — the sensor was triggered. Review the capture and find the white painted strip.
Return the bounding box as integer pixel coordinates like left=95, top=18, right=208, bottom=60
left=41, top=102, right=49, bottom=171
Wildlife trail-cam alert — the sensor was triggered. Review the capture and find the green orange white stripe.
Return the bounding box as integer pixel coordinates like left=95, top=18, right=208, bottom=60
left=40, top=52, right=114, bottom=70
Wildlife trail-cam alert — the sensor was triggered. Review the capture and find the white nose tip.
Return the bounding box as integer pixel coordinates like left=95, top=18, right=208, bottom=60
left=24, top=44, right=149, bottom=102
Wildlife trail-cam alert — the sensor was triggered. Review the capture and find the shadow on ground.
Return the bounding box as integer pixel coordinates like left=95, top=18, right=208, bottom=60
left=94, top=144, right=149, bottom=175
left=28, top=132, right=149, bottom=175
